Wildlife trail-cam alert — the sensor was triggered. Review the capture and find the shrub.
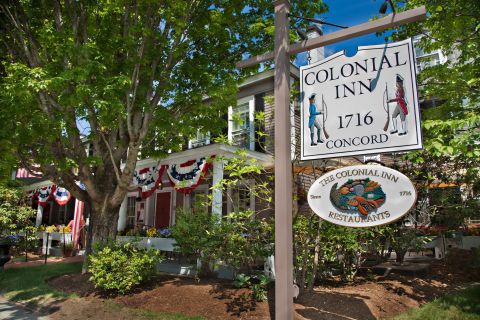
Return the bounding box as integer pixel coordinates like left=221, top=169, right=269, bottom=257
left=215, top=210, right=274, bottom=273
left=89, top=241, right=162, bottom=294
left=233, top=273, right=271, bottom=302
left=0, top=185, right=36, bottom=244
left=170, top=209, right=221, bottom=276
left=171, top=209, right=273, bottom=277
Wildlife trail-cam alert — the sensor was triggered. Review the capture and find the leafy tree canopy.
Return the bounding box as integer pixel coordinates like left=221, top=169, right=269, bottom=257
left=387, top=0, right=480, bottom=225
left=0, top=0, right=326, bottom=242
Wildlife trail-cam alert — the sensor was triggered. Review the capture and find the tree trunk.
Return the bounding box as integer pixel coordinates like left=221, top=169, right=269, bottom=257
left=81, top=197, right=121, bottom=274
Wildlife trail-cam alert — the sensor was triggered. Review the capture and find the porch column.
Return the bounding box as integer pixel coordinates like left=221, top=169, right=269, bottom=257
left=117, top=197, right=128, bottom=231
left=35, top=205, right=44, bottom=227
left=211, top=159, right=224, bottom=217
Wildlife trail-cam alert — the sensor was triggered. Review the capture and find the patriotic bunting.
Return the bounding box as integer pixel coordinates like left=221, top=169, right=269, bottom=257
left=53, top=187, right=72, bottom=206
left=37, top=185, right=56, bottom=207
left=167, top=156, right=214, bottom=194
left=133, top=164, right=166, bottom=199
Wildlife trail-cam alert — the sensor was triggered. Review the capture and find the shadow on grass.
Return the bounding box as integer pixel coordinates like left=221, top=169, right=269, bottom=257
left=392, top=285, right=480, bottom=320
left=0, top=262, right=82, bottom=306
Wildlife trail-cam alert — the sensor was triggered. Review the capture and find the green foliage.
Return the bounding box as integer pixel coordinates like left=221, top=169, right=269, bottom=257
left=0, top=0, right=328, bottom=244
left=393, top=285, right=480, bottom=320
left=388, top=227, right=427, bottom=264
left=0, top=184, right=36, bottom=241
left=389, top=0, right=480, bottom=226
left=89, top=241, right=162, bottom=294
left=251, top=274, right=271, bottom=302
left=215, top=210, right=274, bottom=272
left=293, top=213, right=400, bottom=284
left=171, top=209, right=273, bottom=277
left=170, top=209, right=220, bottom=275
left=233, top=273, right=271, bottom=302
left=233, top=273, right=251, bottom=288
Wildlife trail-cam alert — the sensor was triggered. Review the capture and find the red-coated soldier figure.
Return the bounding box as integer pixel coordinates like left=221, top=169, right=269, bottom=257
left=388, top=74, right=409, bottom=136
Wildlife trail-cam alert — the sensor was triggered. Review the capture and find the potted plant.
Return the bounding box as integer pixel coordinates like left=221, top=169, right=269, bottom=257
left=62, top=242, right=74, bottom=257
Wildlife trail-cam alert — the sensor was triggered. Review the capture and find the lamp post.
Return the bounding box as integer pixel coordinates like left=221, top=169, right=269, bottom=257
left=236, top=3, right=426, bottom=319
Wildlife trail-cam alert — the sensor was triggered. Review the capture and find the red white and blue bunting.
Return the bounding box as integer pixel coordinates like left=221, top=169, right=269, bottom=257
left=28, top=185, right=74, bottom=206
left=167, top=156, right=214, bottom=194
left=53, top=187, right=72, bottom=206
left=37, top=185, right=56, bottom=207
left=26, top=155, right=215, bottom=203
left=133, top=165, right=167, bottom=199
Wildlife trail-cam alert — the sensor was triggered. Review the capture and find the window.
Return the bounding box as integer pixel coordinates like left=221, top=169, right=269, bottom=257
left=228, top=98, right=255, bottom=150
left=416, top=53, right=441, bottom=72
left=229, top=182, right=254, bottom=213
left=231, top=103, right=251, bottom=149
left=191, top=188, right=209, bottom=213
left=188, top=130, right=210, bottom=149
left=126, top=196, right=136, bottom=228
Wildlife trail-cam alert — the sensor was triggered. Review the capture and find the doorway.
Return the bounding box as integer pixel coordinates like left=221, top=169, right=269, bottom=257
left=155, top=192, right=171, bottom=228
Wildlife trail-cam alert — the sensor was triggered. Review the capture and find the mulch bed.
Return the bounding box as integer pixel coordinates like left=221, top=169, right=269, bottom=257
left=47, top=248, right=480, bottom=319
left=49, top=273, right=272, bottom=319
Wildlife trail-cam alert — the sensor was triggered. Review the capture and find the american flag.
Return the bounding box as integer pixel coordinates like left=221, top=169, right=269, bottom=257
left=15, top=167, right=41, bottom=178
left=72, top=199, right=84, bottom=250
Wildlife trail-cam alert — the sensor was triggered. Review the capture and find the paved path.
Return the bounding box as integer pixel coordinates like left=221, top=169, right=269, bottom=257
left=0, top=296, right=48, bottom=320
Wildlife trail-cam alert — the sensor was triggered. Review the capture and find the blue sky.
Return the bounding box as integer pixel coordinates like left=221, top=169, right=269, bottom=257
left=295, top=0, right=392, bottom=66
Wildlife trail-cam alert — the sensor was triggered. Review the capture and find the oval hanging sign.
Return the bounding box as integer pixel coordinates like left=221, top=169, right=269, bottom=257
left=308, top=165, right=417, bottom=228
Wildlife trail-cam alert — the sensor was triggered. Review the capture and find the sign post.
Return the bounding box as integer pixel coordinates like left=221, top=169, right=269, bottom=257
left=235, top=3, right=426, bottom=319
left=273, top=1, right=294, bottom=318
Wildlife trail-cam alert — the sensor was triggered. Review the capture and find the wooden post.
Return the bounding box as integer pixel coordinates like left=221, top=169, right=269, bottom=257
left=44, top=232, right=49, bottom=264
left=273, top=1, right=293, bottom=319
left=235, top=4, right=426, bottom=319
left=25, top=227, right=28, bottom=262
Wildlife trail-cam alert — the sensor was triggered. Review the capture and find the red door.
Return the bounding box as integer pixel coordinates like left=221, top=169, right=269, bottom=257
left=155, top=192, right=171, bottom=228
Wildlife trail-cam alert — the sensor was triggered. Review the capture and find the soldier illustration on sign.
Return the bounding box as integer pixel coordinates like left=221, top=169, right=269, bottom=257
left=387, top=74, right=409, bottom=136
left=308, top=93, right=324, bottom=146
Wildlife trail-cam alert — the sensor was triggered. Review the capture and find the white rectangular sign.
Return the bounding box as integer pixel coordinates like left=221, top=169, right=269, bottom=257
left=300, top=39, right=423, bottom=160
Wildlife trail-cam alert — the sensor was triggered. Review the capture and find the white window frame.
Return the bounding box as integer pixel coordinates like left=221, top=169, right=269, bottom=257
left=188, top=129, right=211, bottom=149
left=227, top=180, right=255, bottom=214
left=228, top=96, right=255, bottom=151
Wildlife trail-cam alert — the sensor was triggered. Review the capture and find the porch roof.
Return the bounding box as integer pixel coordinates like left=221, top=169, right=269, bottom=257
left=23, top=144, right=274, bottom=191
left=136, top=143, right=274, bottom=168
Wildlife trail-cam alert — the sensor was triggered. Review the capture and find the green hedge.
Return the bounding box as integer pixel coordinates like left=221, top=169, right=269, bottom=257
left=89, top=241, right=162, bottom=294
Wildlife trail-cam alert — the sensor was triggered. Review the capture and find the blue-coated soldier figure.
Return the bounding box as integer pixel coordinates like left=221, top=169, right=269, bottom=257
left=308, top=93, right=323, bottom=146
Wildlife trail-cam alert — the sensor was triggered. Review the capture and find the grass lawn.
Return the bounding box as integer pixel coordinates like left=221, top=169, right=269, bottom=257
left=392, top=285, right=480, bottom=320
left=0, top=262, right=205, bottom=320
left=0, top=262, right=82, bottom=304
